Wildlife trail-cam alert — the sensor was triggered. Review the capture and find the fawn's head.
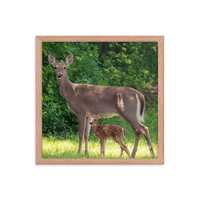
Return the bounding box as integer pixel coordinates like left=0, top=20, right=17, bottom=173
left=87, top=112, right=103, bottom=126
left=48, top=53, right=74, bottom=80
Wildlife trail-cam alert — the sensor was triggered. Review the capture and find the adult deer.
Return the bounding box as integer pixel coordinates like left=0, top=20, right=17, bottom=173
left=48, top=53, right=155, bottom=158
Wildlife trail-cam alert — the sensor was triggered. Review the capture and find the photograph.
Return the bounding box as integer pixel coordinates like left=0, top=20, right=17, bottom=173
left=36, top=37, right=163, bottom=164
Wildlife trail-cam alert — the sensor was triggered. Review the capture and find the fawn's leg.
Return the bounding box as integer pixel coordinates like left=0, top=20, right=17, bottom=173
left=103, top=138, right=107, bottom=159
left=100, top=138, right=104, bottom=158
left=120, top=147, right=124, bottom=158
left=115, top=138, right=131, bottom=158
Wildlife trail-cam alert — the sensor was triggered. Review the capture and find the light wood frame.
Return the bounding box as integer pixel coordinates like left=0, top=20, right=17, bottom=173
left=36, top=36, right=164, bottom=164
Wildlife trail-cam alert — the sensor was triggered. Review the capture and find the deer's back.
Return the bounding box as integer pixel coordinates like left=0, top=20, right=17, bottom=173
left=69, top=84, right=143, bottom=116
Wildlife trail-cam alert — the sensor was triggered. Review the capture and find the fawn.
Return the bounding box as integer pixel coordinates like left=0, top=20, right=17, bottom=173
left=87, top=112, right=131, bottom=158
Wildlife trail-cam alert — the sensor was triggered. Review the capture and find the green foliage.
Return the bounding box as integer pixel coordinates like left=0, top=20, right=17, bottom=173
left=42, top=42, right=158, bottom=136
left=95, top=42, right=158, bottom=108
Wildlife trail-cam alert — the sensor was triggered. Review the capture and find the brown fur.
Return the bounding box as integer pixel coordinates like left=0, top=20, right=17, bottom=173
left=88, top=113, right=130, bottom=158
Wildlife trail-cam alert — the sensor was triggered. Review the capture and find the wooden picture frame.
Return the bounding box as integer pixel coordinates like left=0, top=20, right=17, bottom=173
left=36, top=36, right=164, bottom=164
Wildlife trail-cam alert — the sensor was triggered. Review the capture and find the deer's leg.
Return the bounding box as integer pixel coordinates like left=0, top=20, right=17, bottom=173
left=115, top=103, right=141, bottom=158
left=84, top=117, right=91, bottom=156
left=116, top=97, right=155, bottom=158
left=77, top=114, right=86, bottom=155
left=131, top=131, right=141, bottom=158
left=140, top=124, right=155, bottom=158
left=133, top=122, right=155, bottom=158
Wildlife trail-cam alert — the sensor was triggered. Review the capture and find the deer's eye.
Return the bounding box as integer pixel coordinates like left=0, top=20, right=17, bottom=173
left=54, top=67, right=58, bottom=70
left=94, top=119, right=96, bottom=121
left=63, top=66, right=66, bottom=69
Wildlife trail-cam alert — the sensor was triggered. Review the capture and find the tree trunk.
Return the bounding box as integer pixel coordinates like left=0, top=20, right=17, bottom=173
left=102, top=42, right=110, bottom=53
left=115, top=42, right=124, bottom=53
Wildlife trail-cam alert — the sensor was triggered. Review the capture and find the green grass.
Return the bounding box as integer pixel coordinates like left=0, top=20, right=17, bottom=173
left=42, top=105, right=158, bottom=159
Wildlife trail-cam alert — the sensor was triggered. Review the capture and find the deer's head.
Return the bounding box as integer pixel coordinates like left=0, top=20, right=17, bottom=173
left=87, top=112, right=103, bottom=126
left=48, top=53, right=74, bottom=80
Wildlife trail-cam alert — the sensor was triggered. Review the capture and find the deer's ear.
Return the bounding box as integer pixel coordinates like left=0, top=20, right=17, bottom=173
left=65, top=53, right=74, bottom=65
left=48, top=54, right=56, bottom=65
left=87, top=112, right=92, bottom=117
left=98, top=113, right=104, bottom=118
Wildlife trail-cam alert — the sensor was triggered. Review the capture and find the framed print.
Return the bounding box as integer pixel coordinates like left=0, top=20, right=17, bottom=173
left=36, top=36, right=164, bottom=164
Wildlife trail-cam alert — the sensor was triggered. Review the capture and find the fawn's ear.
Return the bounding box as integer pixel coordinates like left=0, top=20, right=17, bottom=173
left=87, top=112, right=92, bottom=117
left=98, top=113, right=104, bottom=118
left=65, top=53, right=74, bottom=65
left=48, top=54, right=56, bottom=65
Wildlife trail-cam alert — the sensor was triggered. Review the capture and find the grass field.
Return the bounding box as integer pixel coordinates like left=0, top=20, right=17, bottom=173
left=42, top=105, right=158, bottom=159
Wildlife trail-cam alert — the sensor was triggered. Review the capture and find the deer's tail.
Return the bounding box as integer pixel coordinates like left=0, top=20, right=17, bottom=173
left=136, top=93, right=145, bottom=122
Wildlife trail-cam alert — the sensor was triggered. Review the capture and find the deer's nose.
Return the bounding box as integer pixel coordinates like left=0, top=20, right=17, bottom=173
left=57, top=72, right=62, bottom=78
left=90, top=122, right=93, bottom=125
